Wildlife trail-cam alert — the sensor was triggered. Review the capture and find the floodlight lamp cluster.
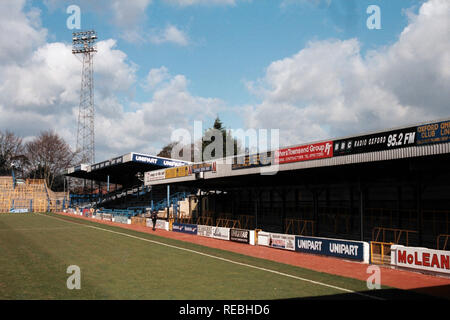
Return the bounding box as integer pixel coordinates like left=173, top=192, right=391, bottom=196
left=72, top=30, right=97, bottom=54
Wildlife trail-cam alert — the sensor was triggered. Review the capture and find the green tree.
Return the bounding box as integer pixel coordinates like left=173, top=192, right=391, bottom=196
left=157, top=117, right=241, bottom=162
left=202, top=116, right=240, bottom=160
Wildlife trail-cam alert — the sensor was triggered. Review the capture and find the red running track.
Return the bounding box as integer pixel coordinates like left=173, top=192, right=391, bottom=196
left=55, top=212, right=450, bottom=299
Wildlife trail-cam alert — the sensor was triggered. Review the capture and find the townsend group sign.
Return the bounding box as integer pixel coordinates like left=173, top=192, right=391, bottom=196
left=391, top=245, right=450, bottom=275
left=275, top=141, right=333, bottom=164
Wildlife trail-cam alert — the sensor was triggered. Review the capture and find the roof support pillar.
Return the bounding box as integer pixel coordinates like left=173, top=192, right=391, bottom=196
left=415, top=176, right=423, bottom=246
left=166, top=184, right=170, bottom=220
left=313, top=189, right=319, bottom=236
left=359, top=179, right=366, bottom=242
left=281, top=189, right=287, bottom=234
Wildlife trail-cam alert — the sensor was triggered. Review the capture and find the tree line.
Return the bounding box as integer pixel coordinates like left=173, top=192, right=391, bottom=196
left=0, top=130, right=77, bottom=191
left=157, top=117, right=241, bottom=161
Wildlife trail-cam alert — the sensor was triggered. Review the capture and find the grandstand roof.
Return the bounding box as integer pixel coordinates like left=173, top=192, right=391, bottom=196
left=65, top=117, right=450, bottom=190
left=144, top=116, right=450, bottom=189
left=65, top=152, right=190, bottom=187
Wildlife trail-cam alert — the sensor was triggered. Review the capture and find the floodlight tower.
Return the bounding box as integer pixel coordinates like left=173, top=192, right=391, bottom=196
left=72, top=30, right=97, bottom=164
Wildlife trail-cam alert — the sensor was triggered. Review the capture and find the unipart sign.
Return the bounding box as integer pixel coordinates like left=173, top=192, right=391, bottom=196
left=391, top=245, right=450, bottom=275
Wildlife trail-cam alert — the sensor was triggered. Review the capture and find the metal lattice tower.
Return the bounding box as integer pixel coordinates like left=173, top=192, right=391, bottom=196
left=72, top=30, right=97, bottom=164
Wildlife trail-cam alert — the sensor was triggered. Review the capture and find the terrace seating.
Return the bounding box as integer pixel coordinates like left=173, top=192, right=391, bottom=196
left=0, top=176, right=68, bottom=213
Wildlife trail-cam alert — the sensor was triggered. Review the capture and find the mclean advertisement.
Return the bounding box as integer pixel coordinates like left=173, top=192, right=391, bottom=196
left=275, top=141, right=333, bottom=164
left=391, top=245, right=450, bottom=275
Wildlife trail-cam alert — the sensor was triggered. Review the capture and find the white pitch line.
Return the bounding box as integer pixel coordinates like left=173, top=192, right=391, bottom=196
left=38, top=213, right=384, bottom=300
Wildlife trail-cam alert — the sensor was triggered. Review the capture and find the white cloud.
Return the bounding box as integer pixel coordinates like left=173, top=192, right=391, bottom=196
left=44, top=0, right=153, bottom=43
left=0, top=43, right=220, bottom=159
left=0, top=39, right=139, bottom=159
left=4, top=0, right=448, bottom=163
left=0, top=1, right=140, bottom=160
left=244, top=0, right=450, bottom=147
left=0, top=42, right=78, bottom=114
left=94, top=70, right=224, bottom=157
left=163, top=0, right=238, bottom=7
left=0, top=0, right=47, bottom=64
left=0, top=1, right=222, bottom=161
left=0, top=0, right=226, bottom=163
left=111, top=0, right=152, bottom=27
left=0, top=39, right=136, bottom=115
left=149, top=25, right=190, bottom=46
left=95, top=39, right=138, bottom=96
left=45, top=0, right=152, bottom=28
left=368, top=0, right=450, bottom=115
left=43, top=0, right=192, bottom=46
left=144, top=66, right=171, bottom=90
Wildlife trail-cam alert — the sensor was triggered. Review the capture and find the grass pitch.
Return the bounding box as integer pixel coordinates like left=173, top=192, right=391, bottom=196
left=0, top=213, right=433, bottom=300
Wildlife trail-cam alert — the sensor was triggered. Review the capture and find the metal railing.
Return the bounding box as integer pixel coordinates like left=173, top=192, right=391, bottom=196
left=372, top=227, right=418, bottom=246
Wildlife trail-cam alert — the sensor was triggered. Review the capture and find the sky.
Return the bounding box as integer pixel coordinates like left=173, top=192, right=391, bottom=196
left=0, top=0, right=449, bottom=163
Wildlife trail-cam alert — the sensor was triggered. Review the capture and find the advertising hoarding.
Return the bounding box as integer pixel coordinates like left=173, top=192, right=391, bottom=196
left=269, top=233, right=295, bottom=251
left=132, top=153, right=187, bottom=168
left=275, top=141, right=333, bottom=164
left=333, top=126, right=417, bottom=156
left=391, top=245, right=450, bottom=274
left=230, top=228, right=250, bottom=244
left=295, top=235, right=366, bottom=261
left=416, top=120, right=450, bottom=145
left=172, top=223, right=198, bottom=235
left=232, top=152, right=274, bottom=170
left=192, top=162, right=216, bottom=173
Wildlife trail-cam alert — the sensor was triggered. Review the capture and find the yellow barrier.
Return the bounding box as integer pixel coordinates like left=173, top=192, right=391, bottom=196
left=215, top=218, right=240, bottom=229
left=285, top=218, right=315, bottom=236
left=238, top=215, right=255, bottom=230
left=196, top=216, right=213, bottom=226
left=370, top=241, right=393, bottom=265
left=0, top=176, right=68, bottom=213
left=254, top=229, right=261, bottom=245
left=372, top=227, right=418, bottom=246
left=437, top=234, right=450, bottom=250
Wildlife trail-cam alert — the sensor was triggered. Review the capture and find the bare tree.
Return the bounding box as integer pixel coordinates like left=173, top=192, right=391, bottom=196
left=157, top=141, right=199, bottom=162
left=0, top=130, right=25, bottom=175
left=25, top=130, right=77, bottom=190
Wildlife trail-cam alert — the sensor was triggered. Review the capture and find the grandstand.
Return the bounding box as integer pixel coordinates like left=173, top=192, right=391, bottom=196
left=65, top=152, right=192, bottom=218
left=0, top=176, right=68, bottom=213
left=64, top=117, right=450, bottom=251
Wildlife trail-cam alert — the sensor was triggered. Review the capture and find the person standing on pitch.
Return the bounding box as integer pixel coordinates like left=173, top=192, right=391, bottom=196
left=151, top=210, right=158, bottom=231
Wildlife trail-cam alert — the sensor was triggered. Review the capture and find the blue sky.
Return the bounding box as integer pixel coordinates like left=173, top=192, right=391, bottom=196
left=0, top=0, right=448, bottom=161
left=39, top=0, right=421, bottom=107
